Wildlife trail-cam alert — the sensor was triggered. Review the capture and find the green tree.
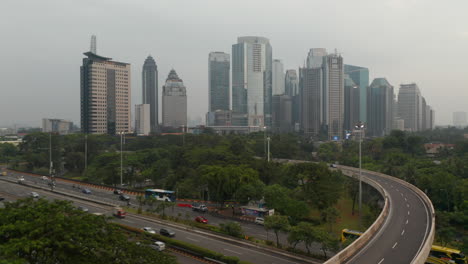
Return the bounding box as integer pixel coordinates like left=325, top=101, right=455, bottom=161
left=264, top=214, right=290, bottom=247
left=0, top=198, right=176, bottom=264
left=219, top=222, right=244, bottom=238
left=321, top=207, right=341, bottom=232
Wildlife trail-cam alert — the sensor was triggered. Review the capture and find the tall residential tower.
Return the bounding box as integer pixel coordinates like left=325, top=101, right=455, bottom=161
left=208, top=52, right=230, bottom=112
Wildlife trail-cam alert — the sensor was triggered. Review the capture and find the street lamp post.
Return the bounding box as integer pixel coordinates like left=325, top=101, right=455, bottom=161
left=120, top=132, right=123, bottom=187
left=355, top=122, right=365, bottom=229
left=49, top=133, right=53, bottom=176
left=267, top=136, right=271, bottom=162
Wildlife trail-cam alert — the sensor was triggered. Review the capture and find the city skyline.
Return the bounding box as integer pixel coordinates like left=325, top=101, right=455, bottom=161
left=1, top=0, right=467, bottom=127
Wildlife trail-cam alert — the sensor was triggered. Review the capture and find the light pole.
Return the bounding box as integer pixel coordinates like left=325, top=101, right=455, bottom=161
left=355, top=122, right=365, bottom=229
left=120, top=131, right=123, bottom=187
left=264, top=126, right=266, bottom=157
left=49, top=133, right=53, bottom=176
left=267, top=136, right=271, bottom=162
left=84, top=134, right=87, bottom=173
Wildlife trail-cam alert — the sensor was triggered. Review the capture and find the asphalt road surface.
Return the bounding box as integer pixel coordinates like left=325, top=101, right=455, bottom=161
left=342, top=170, right=432, bottom=264
left=0, top=174, right=316, bottom=264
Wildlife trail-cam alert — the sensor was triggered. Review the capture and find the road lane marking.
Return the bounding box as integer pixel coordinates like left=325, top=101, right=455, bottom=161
left=392, top=242, right=398, bottom=249
left=121, top=219, right=134, bottom=224
left=400, top=193, right=403, bottom=197
left=406, top=219, right=409, bottom=225
left=407, top=204, right=410, bottom=208
left=224, top=248, right=243, bottom=255
left=404, top=198, right=407, bottom=201
left=378, top=258, right=385, bottom=264
left=401, top=229, right=405, bottom=236
left=396, top=189, right=399, bottom=192
left=186, top=237, right=199, bottom=242
left=408, top=211, right=410, bottom=215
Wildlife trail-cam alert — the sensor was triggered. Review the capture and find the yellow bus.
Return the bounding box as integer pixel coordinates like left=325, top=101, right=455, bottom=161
left=341, top=229, right=363, bottom=242
left=426, top=256, right=450, bottom=264
left=430, top=245, right=466, bottom=264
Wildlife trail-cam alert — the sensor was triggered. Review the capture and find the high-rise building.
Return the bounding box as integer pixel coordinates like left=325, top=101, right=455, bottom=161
left=135, top=104, right=150, bottom=136
left=300, top=67, right=322, bottom=137
left=325, top=54, right=345, bottom=141
left=42, top=118, right=73, bottom=135
left=162, top=69, right=187, bottom=128
left=80, top=52, right=131, bottom=135
left=367, top=78, right=394, bottom=137
left=453, top=112, right=468, bottom=128
left=285, top=69, right=299, bottom=96
left=305, top=48, right=328, bottom=127
left=272, top=59, right=285, bottom=95
left=398, top=83, right=422, bottom=132
left=344, top=75, right=360, bottom=133
left=90, top=35, right=96, bottom=54
left=272, top=94, right=293, bottom=133
left=232, top=36, right=272, bottom=127
left=208, top=52, right=230, bottom=112
left=285, top=69, right=300, bottom=130
left=142, top=55, right=158, bottom=133
left=344, top=64, right=369, bottom=123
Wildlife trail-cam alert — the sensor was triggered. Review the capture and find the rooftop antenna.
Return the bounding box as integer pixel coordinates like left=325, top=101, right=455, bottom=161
left=90, top=35, right=97, bottom=54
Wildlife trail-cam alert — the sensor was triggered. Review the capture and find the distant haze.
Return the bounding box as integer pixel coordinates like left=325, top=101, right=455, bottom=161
left=1, top=0, right=467, bottom=127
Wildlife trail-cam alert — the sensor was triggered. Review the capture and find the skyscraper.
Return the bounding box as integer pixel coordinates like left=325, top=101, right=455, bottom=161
left=344, top=75, right=360, bottom=132
left=300, top=67, right=322, bottom=137
left=142, top=55, right=158, bottom=133
left=305, top=48, right=327, bottom=126
left=272, top=95, right=292, bottom=133
left=162, top=69, right=187, bottom=128
left=325, top=54, right=344, bottom=141
left=344, top=64, right=369, bottom=123
left=367, top=78, right=394, bottom=137
left=453, top=112, right=468, bottom=128
left=80, top=52, right=131, bottom=135
left=285, top=69, right=300, bottom=130
left=398, top=83, right=422, bottom=132
left=272, top=59, right=285, bottom=95
left=208, top=52, right=230, bottom=112
left=135, top=104, right=150, bottom=136
left=232, top=36, right=272, bottom=127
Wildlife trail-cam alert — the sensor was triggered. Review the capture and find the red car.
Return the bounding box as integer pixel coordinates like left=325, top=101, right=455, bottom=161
left=195, top=216, right=208, bottom=224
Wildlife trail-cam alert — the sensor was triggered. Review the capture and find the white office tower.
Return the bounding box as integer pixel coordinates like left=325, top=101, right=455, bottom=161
left=135, top=104, right=150, bottom=136
left=272, top=59, right=285, bottom=95
left=398, top=83, right=423, bottom=132
left=232, top=36, right=272, bottom=127
left=324, top=54, right=344, bottom=141
left=162, top=69, right=187, bottom=128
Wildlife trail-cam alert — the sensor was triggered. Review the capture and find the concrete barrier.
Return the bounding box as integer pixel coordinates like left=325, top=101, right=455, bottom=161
left=324, top=169, right=389, bottom=264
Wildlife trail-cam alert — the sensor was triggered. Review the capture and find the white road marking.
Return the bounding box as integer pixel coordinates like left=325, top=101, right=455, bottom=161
left=406, top=219, right=409, bottom=225
left=121, top=219, right=134, bottom=224
left=378, top=258, right=385, bottom=264
left=186, top=237, right=199, bottom=242
left=392, top=242, right=398, bottom=249
left=396, top=189, right=399, bottom=192
left=224, top=248, right=243, bottom=255
left=400, top=193, right=404, bottom=197
left=407, top=204, right=410, bottom=208
left=401, top=229, right=405, bottom=236
left=408, top=211, right=410, bottom=215
left=404, top=198, right=407, bottom=201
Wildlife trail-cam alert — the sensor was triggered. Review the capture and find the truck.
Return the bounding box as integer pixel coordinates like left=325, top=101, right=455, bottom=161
left=112, top=207, right=126, bottom=218
left=2, top=171, right=7, bottom=176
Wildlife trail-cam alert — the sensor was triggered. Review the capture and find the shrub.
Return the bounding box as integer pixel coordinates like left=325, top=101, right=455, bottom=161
left=220, top=222, right=244, bottom=238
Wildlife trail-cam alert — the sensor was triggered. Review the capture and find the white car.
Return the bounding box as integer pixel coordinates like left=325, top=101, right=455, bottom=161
left=41, top=176, right=48, bottom=181
left=31, top=192, right=39, bottom=198
left=254, top=217, right=265, bottom=225
left=152, top=241, right=165, bottom=251
left=142, top=227, right=156, bottom=234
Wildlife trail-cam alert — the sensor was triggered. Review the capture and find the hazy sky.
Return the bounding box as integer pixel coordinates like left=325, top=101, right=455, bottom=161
left=1, top=0, right=467, bottom=128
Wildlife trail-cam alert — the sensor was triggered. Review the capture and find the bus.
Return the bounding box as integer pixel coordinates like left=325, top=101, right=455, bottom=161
left=341, top=229, right=363, bottom=242
left=430, top=245, right=466, bottom=264
left=144, top=189, right=176, bottom=202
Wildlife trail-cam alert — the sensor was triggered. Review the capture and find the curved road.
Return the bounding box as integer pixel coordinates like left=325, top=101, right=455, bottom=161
left=339, top=167, right=433, bottom=264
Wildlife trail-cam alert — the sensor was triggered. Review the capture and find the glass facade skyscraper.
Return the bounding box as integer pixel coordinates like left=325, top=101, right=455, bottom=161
left=142, top=55, right=158, bottom=133
left=208, top=52, right=230, bottom=112
left=344, top=64, right=369, bottom=123
left=367, top=78, right=394, bottom=136
left=232, top=36, right=272, bottom=127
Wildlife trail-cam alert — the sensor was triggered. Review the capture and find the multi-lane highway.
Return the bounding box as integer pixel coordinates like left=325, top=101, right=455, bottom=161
left=338, top=167, right=434, bottom=264
left=0, top=170, right=319, bottom=264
